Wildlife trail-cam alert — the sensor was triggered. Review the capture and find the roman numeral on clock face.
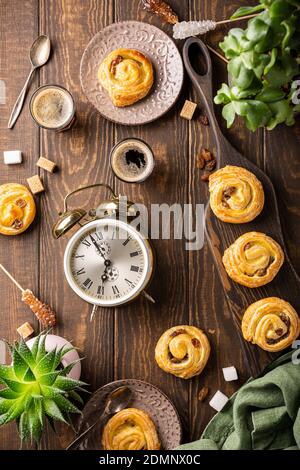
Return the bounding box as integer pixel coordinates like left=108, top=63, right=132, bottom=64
left=83, top=278, right=93, bottom=289
left=112, top=285, right=119, bottom=295
left=76, top=268, right=85, bottom=276
left=82, top=239, right=91, bottom=247
left=130, top=265, right=139, bottom=272
left=125, top=278, right=135, bottom=288
left=123, top=236, right=132, bottom=246
left=95, top=231, right=103, bottom=241
left=97, top=285, right=104, bottom=296
left=130, top=251, right=140, bottom=257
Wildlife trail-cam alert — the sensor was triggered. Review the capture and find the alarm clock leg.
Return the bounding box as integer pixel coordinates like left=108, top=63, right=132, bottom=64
left=90, top=304, right=99, bottom=322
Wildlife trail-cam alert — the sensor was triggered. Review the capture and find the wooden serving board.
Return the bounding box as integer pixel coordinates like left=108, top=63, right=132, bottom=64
left=183, top=38, right=300, bottom=377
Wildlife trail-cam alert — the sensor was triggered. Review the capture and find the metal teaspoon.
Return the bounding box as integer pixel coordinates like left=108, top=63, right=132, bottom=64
left=66, top=386, right=133, bottom=450
left=7, top=35, right=51, bottom=129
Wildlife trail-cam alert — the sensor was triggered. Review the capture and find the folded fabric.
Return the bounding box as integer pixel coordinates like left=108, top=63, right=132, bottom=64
left=177, top=350, right=300, bottom=450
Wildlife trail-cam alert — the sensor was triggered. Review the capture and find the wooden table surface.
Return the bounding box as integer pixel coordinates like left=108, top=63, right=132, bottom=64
left=1, top=0, right=300, bottom=450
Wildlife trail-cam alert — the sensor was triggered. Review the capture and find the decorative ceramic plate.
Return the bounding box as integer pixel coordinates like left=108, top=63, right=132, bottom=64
left=80, top=21, right=184, bottom=125
left=77, top=379, right=182, bottom=450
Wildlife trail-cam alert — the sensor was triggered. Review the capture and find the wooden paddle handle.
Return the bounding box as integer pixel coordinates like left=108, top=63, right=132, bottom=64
left=182, top=37, right=227, bottom=159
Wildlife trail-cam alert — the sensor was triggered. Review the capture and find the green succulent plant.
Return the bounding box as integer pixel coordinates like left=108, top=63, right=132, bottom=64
left=215, top=0, right=300, bottom=131
left=0, top=333, right=86, bottom=443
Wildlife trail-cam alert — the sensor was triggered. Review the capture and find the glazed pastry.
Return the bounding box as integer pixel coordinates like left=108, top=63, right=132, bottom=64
left=155, top=325, right=210, bottom=379
left=242, top=297, right=300, bottom=352
left=102, top=408, right=160, bottom=450
left=98, top=48, right=154, bottom=107
left=222, top=232, right=284, bottom=288
left=209, top=166, right=264, bottom=224
left=0, top=183, right=36, bottom=235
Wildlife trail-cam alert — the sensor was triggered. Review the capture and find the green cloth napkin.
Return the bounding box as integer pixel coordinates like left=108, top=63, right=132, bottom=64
left=177, top=351, right=300, bottom=450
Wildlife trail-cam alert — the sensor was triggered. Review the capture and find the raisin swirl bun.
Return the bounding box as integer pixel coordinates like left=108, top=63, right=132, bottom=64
left=222, top=232, right=284, bottom=288
left=0, top=183, right=36, bottom=236
left=209, top=166, right=264, bottom=224
left=155, top=325, right=210, bottom=379
left=98, top=48, right=154, bottom=107
left=102, top=408, right=160, bottom=450
left=242, top=297, right=300, bottom=352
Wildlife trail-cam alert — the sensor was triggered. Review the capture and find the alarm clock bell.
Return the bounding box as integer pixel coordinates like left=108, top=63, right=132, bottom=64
left=52, top=182, right=136, bottom=239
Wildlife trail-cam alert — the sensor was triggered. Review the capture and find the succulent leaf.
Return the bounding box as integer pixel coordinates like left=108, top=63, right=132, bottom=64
left=18, top=337, right=35, bottom=368
left=53, top=395, right=82, bottom=415
left=54, top=376, right=87, bottom=392
left=0, top=364, right=16, bottom=381
left=44, top=398, right=68, bottom=424
left=39, top=371, right=61, bottom=386
left=67, top=390, right=84, bottom=405
left=12, top=348, right=30, bottom=380
left=35, top=348, right=58, bottom=375
left=0, top=388, right=20, bottom=399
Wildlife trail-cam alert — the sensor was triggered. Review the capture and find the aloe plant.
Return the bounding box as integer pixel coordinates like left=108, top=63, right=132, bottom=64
left=0, top=333, right=86, bottom=443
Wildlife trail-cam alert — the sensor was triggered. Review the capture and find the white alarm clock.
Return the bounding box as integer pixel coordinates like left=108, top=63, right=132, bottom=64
left=53, top=183, right=154, bottom=313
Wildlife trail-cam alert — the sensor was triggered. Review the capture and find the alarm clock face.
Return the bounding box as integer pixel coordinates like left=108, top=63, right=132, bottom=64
left=64, top=219, right=153, bottom=307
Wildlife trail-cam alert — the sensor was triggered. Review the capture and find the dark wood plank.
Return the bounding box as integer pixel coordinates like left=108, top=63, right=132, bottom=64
left=0, top=0, right=39, bottom=450
left=264, top=126, right=300, bottom=274
left=38, top=0, right=115, bottom=449
left=188, top=0, right=266, bottom=440
left=113, top=0, right=191, bottom=439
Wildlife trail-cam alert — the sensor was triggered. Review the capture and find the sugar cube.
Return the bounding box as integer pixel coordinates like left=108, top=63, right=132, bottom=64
left=222, top=366, right=238, bottom=382
left=37, top=156, right=57, bottom=173
left=209, top=391, right=229, bottom=412
left=180, top=100, right=197, bottom=120
left=27, top=175, right=44, bottom=194
left=3, top=150, right=22, bottom=165
left=17, top=322, right=34, bottom=339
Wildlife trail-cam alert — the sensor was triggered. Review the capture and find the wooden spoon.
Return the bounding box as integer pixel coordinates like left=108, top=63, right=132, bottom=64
left=183, top=37, right=300, bottom=377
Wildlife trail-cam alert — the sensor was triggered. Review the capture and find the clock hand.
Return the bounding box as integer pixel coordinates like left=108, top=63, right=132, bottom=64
left=89, top=234, right=111, bottom=267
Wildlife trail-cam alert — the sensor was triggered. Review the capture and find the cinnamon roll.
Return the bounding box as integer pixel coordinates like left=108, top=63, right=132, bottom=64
left=102, top=408, right=160, bottom=450
left=242, top=297, right=300, bottom=352
left=209, top=166, right=264, bottom=223
left=98, top=48, right=154, bottom=107
left=222, top=232, right=284, bottom=288
left=155, top=325, right=210, bottom=379
left=0, top=183, right=36, bottom=236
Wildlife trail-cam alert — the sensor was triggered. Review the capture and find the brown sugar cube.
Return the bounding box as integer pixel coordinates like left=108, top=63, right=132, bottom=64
left=17, top=322, right=34, bottom=339
left=27, top=175, right=44, bottom=194
left=37, top=157, right=57, bottom=173
left=180, top=100, right=197, bottom=120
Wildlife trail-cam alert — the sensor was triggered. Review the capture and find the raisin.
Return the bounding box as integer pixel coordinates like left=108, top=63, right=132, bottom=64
left=12, top=219, right=23, bottom=229
left=198, top=386, right=209, bottom=402
left=191, top=338, right=200, bottom=348
left=201, top=173, right=210, bottom=182
left=256, top=268, right=267, bottom=277
left=275, top=328, right=284, bottom=336
left=223, top=187, right=235, bottom=199
left=170, top=329, right=187, bottom=338
left=201, top=148, right=213, bottom=162
left=110, top=55, right=123, bottom=74
left=205, top=159, right=216, bottom=171
left=199, top=115, right=209, bottom=126
left=196, top=155, right=205, bottom=170
left=15, top=198, right=27, bottom=208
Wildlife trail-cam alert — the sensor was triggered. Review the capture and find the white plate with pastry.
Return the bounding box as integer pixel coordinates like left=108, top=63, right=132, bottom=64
left=80, top=21, right=184, bottom=125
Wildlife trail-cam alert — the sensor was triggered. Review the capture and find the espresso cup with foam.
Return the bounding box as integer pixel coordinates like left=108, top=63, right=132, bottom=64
left=30, top=84, right=76, bottom=131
